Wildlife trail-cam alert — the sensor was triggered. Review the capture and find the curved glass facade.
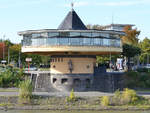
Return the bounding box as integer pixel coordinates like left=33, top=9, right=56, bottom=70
left=21, top=32, right=121, bottom=47
left=22, top=37, right=121, bottom=47
left=28, top=32, right=120, bottom=38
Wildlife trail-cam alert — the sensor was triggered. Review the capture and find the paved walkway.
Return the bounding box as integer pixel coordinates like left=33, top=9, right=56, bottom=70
left=1, top=91, right=150, bottom=97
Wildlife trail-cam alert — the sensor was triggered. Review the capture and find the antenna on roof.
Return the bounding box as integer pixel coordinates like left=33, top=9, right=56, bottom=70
left=111, top=12, right=114, bottom=25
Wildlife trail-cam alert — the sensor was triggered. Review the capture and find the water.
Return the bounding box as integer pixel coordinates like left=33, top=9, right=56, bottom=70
left=0, top=110, right=149, bottom=113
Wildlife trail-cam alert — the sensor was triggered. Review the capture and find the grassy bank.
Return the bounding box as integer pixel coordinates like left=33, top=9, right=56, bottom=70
left=1, top=94, right=150, bottom=110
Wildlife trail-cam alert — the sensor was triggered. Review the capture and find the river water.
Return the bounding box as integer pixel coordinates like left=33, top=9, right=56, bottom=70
left=0, top=110, right=149, bottom=113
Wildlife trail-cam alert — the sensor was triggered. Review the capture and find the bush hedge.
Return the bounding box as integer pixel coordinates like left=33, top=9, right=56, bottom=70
left=0, top=66, right=24, bottom=88
left=124, top=70, right=150, bottom=88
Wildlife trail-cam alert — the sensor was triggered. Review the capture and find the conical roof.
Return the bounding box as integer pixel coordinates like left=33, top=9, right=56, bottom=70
left=58, top=9, right=87, bottom=30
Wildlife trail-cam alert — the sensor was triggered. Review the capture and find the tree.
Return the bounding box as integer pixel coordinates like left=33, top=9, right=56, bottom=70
left=9, top=44, right=21, bottom=63
left=8, top=44, right=42, bottom=67
left=4, top=39, right=13, bottom=47
left=122, top=44, right=141, bottom=70
left=40, top=55, right=51, bottom=65
left=139, top=37, right=150, bottom=64
left=122, top=26, right=140, bottom=46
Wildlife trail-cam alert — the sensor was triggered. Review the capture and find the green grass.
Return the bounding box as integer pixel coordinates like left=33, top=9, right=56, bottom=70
left=0, top=88, right=19, bottom=92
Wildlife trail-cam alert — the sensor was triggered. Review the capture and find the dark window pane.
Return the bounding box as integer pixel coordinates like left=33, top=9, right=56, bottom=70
left=59, top=32, right=69, bottom=37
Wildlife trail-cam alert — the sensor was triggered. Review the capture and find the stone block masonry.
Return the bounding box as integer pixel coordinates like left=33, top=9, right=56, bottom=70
left=28, top=70, right=124, bottom=92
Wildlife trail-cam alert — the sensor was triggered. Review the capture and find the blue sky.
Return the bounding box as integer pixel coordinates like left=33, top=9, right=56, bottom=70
left=0, top=0, right=149, bottom=43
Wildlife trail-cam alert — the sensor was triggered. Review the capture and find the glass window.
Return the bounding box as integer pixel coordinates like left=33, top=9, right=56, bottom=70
left=59, top=32, right=69, bottom=37
left=110, top=39, right=116, bottom=46
left=70, top=32, right=80, bottom=37
left=94, top=38, right=100, bottom=45
left=70, top=38, right=80, bottom=45
left=23, top=36, right=32, bottom=46
left=48, top=32, right=59, bottom=37
left=103, top=39, right=109, bottom=46
left=100, top=39, right=103, bottom=45
left=92, top=33, right=100, bottom=37
left=81, top=32, right=92, bottom=37
left=41, top=32, right=48, bottom=37
left=38, top=38, right=46, bottom=46
left=116, top=39, right=121, bottom=47
left=21, top=40, right=24, bottom=46
left=31, top=38, right=38, bottom=46
left=90, top=38, right=94, bottom=45
left=59, top=38, right=69, bottom=45
left=32, top=33, right=41, bottom=38
left=47, top=38, right=57, bottom=45
left=83, top=38, right=91, bottom=45
left=100, top=33, right=109, bottom=38
left=93, top=38, right=103, bottom=46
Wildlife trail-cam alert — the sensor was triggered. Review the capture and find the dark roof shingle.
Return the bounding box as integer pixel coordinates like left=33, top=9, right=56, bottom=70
left=58, top=9, right=87, bottom=30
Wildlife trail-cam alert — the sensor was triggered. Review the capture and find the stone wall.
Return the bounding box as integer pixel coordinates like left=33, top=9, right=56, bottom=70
left=92, top=72, right=124, bottom=92
left=50, top=74, right=93, bottom=92
left=28, top=70, right=124, bottom=92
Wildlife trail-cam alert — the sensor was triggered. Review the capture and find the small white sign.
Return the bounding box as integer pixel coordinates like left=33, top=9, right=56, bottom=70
left=1, top=60, right=7, bottom=63
left=26, top=58, right=32, bottom=62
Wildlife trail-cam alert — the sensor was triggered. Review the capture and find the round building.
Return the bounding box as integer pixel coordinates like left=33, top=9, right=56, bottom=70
left=18, top=8, right=124, bottom=91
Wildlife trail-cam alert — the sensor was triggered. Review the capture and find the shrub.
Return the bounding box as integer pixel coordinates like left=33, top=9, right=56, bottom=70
left=66, top=89, right=76, bottom=102
left=18, top=79, right=33, bottom=104
left=121, top=88, right=138, bottom=104
left=101, top=96, right=109, bottom=106
left=124, top=71, right=140, bottom=88
left=0, top=67, right=24, bottom=88
left=111, top=89, right=122, bottom=105
left=137, top=68, right=148, bottom=73
left=109, top=88, right=140, bottom=106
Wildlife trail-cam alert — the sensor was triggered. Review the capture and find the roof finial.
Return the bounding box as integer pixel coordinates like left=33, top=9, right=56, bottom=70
left=71, top=2, right=74, bottom=11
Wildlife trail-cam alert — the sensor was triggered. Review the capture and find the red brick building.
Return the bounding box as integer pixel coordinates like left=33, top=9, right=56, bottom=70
left=0, top=42, right=7, bottom=59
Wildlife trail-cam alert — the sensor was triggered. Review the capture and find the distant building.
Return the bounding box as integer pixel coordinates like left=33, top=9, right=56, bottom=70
left=104, top=24, right=135, bottom=31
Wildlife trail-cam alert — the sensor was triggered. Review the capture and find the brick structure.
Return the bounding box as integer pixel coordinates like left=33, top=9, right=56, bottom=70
left=0, top=43, right=7, bottom=60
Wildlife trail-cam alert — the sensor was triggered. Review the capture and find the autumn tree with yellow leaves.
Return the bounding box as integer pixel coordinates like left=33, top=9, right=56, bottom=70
left=121, top=26, right=140, bottom=46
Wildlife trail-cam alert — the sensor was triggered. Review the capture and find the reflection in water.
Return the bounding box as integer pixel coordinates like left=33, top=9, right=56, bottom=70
left=0, top=110, right=149, bottom=113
